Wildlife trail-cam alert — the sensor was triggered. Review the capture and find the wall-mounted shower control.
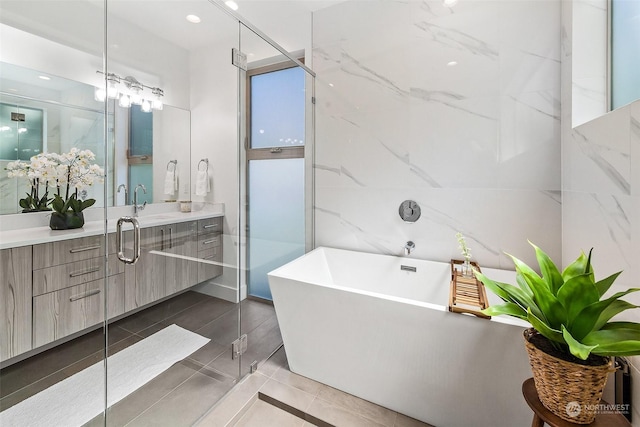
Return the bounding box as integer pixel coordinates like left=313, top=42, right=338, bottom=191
left=399, top=200, right=421, bottom=222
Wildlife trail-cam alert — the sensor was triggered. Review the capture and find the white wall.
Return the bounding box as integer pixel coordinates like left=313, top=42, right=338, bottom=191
left=313, top=0, right=562, bottom=269
left=189, top=28, right=242, bottom=295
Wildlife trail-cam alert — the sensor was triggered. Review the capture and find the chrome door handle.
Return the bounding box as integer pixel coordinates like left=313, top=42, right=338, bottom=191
left=117, top=216, right=140, bottom=264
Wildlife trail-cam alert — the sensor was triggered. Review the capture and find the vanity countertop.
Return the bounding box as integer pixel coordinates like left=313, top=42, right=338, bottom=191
left=0, top=210, right=223, bottom=250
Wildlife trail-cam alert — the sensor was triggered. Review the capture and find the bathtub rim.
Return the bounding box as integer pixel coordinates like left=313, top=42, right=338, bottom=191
left=268, top=246, right=529, bottom=329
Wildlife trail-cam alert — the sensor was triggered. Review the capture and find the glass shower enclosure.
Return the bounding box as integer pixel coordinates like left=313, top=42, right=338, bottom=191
left=0, top=0, right=314, bottom=425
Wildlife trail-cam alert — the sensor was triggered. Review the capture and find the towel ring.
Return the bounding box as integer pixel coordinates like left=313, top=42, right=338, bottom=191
left=198, top=158, right=209, bottom=172
left=166, top=160, right=177, bottom=171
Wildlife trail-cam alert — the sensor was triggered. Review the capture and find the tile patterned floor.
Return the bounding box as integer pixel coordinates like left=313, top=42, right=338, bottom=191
left=197, top=347, right=435, bottom=427
left=0, top=291, right=282, bottom=427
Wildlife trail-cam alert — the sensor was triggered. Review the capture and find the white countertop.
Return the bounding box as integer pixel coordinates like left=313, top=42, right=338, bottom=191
left=0, top=209, right=223, bottom=250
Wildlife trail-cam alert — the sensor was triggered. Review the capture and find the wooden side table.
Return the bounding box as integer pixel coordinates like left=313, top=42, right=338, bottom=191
left=522, top=378, right=631, bottom=427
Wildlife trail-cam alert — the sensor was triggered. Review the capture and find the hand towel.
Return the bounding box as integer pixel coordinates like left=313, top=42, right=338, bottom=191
left=195, top=170, right=209, bottom=196
left=164, top=169, right=176, bottom=195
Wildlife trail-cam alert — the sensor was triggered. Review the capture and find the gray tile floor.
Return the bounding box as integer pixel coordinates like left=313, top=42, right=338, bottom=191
left=2, top=291, right=434, bottom=427
left=0, top=291, right=282, bottom=427
left=197, top=347, right=435, bottom=427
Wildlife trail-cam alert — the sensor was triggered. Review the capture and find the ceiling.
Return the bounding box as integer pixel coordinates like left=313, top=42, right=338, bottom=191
left=0, top=0, right=343, bottom=54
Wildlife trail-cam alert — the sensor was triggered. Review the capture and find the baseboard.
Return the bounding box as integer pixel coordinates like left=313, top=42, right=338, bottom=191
left=194, top=281, right=239, bottom=303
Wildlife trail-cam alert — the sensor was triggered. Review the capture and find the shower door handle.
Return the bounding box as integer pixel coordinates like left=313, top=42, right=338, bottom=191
left=117, top=216, right=141, bottom=264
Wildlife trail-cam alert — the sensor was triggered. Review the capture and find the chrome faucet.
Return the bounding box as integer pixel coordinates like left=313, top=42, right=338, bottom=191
left=133, top=184, right=147, bottom=216
left=404, top=241, right=415, bottom=255
left=117, top=184, right=128, bottom=206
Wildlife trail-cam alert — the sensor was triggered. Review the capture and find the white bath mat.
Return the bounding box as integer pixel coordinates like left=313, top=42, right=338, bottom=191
left=0, top=324, right=210, bottom=427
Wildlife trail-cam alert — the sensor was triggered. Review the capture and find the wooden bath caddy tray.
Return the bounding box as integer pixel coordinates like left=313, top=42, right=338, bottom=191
left=448, top=259, right=491, bottom=319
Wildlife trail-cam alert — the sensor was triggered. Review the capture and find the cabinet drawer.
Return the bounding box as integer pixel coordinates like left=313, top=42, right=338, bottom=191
left=198, top=246, right=222, bottom=263
left=198, top=234, right=221, bottom=251
left=33, top=279, right=104, bottom=348
left=197, top=217, right=222, bottom=235
left=33, top=235, right=106, bottom=269
left=33, top=255, right=123, bottom=296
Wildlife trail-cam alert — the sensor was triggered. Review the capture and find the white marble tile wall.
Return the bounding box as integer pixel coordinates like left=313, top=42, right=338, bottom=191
left=563, top=2, right=640, bottom=419
left=312, top=0, right=561, bottom=269
left=562, top=98, right=640, bottom=427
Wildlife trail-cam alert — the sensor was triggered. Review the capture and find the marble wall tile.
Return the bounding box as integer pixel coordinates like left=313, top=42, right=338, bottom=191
left=313, top=0, right=562, bottom=268
left=315, top=186, right=561, bottom=270
left=562, top=192, right=634, bottom=282
left=564, top=106, right=631, bottom=195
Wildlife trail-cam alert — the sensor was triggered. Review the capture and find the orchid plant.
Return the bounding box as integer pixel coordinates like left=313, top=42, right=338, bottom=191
left=5, top=148, right=104, bottom=214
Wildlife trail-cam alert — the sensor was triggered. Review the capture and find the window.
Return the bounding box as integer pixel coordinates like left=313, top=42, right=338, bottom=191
left=246, top=62, right=306, bottom=300
left=610, top=0, right=640, bottom=110
left=128, top=104, right=153, bottom=203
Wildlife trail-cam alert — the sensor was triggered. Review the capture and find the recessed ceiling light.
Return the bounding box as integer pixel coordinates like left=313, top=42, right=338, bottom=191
left=447, top=61, right=458, bottom=67
left=38, top=75, right=51, bottom=80
left=186, top=14, right=201, bottom=24
left=225, top=1, right=239, bottom=11
left=443, top=0, right=458, bottom=6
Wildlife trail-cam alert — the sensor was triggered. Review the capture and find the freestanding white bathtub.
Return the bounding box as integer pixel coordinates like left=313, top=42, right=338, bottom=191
left=268, top=247, right=533, bottom=427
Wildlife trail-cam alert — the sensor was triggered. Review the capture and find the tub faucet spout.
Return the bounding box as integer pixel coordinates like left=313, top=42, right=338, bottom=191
left=404, top=241, right=415, bottom=256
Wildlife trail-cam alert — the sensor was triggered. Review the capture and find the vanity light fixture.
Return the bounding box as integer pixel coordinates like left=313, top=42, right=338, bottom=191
left=106, top=73, right=120, bottom=99
left=94, top=71, right=164, bottom=112
left=124, top=76, right=144, bottom=105
left=151, top=87, right=164, bottom=110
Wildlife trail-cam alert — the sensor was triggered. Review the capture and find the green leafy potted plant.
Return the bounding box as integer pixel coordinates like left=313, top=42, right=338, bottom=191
left=475, top=242, right=640, bottom=424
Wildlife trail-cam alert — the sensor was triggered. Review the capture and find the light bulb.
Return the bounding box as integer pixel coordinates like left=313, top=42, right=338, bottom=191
left=141, top=99, right=151, bottom=113
left=94, top=87, right=106, bottom=102
left=130, top=91, right=142, bottom=105
left=119, top=94, right=131, bottom=108
left=151, top=87, right=164, bottom=110
left=107, top=82, right=119, bottom=99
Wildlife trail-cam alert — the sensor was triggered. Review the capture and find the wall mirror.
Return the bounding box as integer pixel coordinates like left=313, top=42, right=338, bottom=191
left=0, top=61, right=191, bottom=215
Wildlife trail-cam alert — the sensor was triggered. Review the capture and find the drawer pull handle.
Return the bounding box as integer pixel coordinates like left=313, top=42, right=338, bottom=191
left=69, top=267, right=101, bottom=278
left=203, top=239, right=217, bottom=245
left=69, top=245, right=101, bottom=254
left=69, top=289, right=101, bottom=302
left=203, top=224, right=218, bottom=229
left=202, top=255, right=215, bottom=260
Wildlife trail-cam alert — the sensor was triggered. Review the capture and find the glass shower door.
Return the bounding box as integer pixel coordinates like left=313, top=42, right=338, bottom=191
left=0, top=1, right=110, bottom=425
left=237, top=22, right=315, bottom=375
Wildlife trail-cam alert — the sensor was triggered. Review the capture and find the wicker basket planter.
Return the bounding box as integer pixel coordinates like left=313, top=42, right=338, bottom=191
left=523, top=328, right=615, bottom=424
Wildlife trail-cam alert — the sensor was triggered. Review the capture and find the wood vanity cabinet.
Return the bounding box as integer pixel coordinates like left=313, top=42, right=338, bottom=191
left=1, top=215, right=223, bottom=363
left=166, top=221, right=199, bottom=294
left=0, top=246, right=33, bottom=361
left=32, top=234, right=125, bottom=348
left=197, top=217, right=223, bottom=282
left=126, top=220, right=202, bottom=311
